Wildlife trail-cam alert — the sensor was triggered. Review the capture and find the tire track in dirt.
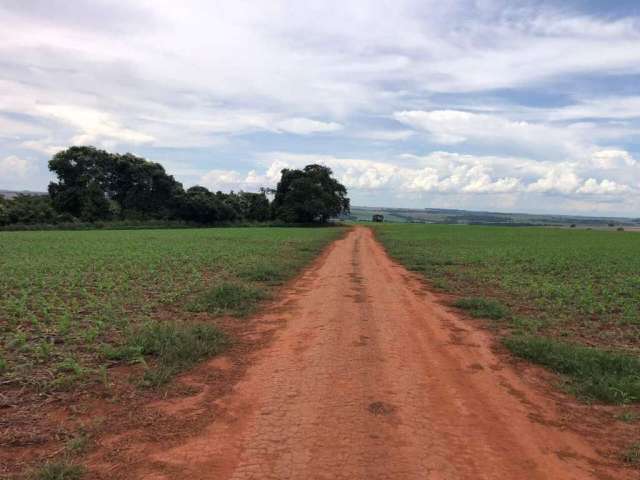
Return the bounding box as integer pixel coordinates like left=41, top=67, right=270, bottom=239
left=120, top=227, right=632, bottom=479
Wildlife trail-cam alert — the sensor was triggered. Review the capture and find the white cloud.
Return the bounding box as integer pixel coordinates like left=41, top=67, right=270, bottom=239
left=526, top=165, right=582, bottom=195
left=393, top=109, right=587, bottom=159
left=38, top=104, right=155, bottom=146
left=354, top=130, right=415, bottom=142
left=546, top=96, right=640, bottom=121
left=274, top=118, right=342, bottom=135
left=589, top=150, right=636, bottom=170
left=200, top=169, right=245, bottom=191
left=576, top=178, right=631, bottom=195
left=249, top=151, right=636, bottom=199
left=0, top=155, right=31, bottom=178
left=20, top=139, right=65, bottom=156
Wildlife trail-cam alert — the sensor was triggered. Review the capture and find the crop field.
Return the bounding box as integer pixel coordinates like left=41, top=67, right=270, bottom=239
left=0, top=227, right=343, bottom=392
left=375, top=224, right=640, bottom=403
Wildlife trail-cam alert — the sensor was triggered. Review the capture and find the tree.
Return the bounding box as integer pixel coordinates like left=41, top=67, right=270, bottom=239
left=272, top=164, right=349, bottom=223
left=48, top=146, right=184, bottom=221
left=238, top=191, right=270, bottom=221
left=0, top=196, right=9, bottom=226
left=108, top=153, right=183, bottom=219
left=48, top=146, right=113, bottom=221
left=4, top=194, right=60, bottom=224
left=178, top=186, right=226, bottom=223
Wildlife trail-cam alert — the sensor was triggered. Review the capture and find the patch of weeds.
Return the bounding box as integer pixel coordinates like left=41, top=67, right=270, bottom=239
left=30, top=461, right=83, bottom=480
left=431, top=279, right=450, bottom=291
left=101, top=344, right=143, bottom=363
left=10, top=331, right=28, bottom=350
left=188, top=281, right=266, bottom=316
left=57, top=357, right=84, bottom=375
left=510, top=316, right=545, bottom=335
left=45, top=358, right=90, bottom=392
left=238, top=264, right=285, bottom=283
left=129, top=321, right=228, bottom=388
left=453, top=297, right=509, bottom=320
left=622, top=443, right=640, bottom=465
left=65, top=434, right=89, bottom=455
left=616, top=411, right=640, bottom=423
left=504, top=335, right=640, bottom=404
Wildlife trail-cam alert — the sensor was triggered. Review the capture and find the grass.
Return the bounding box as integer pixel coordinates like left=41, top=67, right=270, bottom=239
left=504, top=336, right=640, bottom=404
left=103, top=321, right=228, bottom=387
left=374, top=224, right=640, bottom=404
left=188, top=281, right=266, bottom=316
left=0, top=227, right=343, bottom=391
left=30, top=461, right=83, bottom=480
left=374, top=224, right=640, bottom=340
left=622, top=443, right=640, bottom=465
left=453, top=297, right=509, bottom=320
left=616, top=411, right=640, bottom=423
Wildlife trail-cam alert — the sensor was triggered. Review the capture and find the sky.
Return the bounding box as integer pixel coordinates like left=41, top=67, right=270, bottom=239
left=1, top=0, right=639, bottom=216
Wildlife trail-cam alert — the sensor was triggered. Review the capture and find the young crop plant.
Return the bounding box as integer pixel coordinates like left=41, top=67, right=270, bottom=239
left=373, top=223, right=640, bottom=404
left=503, top=336, right=640, bottom=404
left=453, top=297, right=509, bottom=320
left=0, top=226, right=343, bottom=392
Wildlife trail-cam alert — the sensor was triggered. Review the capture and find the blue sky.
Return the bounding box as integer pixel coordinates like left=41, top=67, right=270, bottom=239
left=1, top=0, right=639, bottom=216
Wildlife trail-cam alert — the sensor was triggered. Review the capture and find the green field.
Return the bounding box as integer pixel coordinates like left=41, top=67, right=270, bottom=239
left=0, top=227, right=343, bottom=390
left=374, top=224, right=640, bottom=403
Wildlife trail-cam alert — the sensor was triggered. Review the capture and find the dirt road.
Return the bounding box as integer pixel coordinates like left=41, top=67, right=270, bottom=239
left=136, top=227, right=629, bottom=479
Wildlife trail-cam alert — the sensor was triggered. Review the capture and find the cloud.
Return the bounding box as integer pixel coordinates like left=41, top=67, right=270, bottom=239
left=0, top=155, right=31, bottom=178
left=589, top=150, right=636, bottom=169
left=393, top=109, right=588, bottom=159
left=576, top=178, right=631, bottom=195
left=274, top=118, right=342, bottom=135
left=243, top=151, right=636, bottom=199
left=1, top=1, right=640, bottom=214
left=38, top=104, right=155, bottom=146
left=354, top=130, right=415, bottom=142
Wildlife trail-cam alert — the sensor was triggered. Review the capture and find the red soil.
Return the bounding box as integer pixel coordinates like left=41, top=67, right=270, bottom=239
left=83, top=226, right=634, bottom=479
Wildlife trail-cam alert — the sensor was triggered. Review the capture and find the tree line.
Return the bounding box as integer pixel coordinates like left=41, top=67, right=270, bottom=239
left=0, top=146, right=349, bottom=227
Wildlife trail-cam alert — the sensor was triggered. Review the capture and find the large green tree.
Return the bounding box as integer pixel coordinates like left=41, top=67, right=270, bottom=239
left=48, top=146, right=184, bottom=221
left=48, top=146, right=113, bottom=221
left=272, top=164, right=349, bottom=223
left=108, top=153, right=184, bottom=219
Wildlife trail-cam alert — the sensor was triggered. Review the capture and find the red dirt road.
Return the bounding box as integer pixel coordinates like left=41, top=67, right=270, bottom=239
left=135, top=227, right=629, bottom=479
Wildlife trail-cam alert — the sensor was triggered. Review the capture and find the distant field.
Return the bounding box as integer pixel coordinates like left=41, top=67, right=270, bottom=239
left=375, top=224, right=640, bottom=347
left=349, top=206, right=640, bottom=227
left=0, top=227, right=343, bottom=391
left=374, top=224, right=640, bottom=403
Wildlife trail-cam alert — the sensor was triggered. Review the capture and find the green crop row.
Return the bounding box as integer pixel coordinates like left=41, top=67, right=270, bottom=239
left=374, top=224, right=640, bottom=404
left=0, top=227, right=343, bottom=391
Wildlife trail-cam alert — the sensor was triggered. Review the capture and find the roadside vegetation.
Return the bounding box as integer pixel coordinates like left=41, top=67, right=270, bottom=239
left=374, top=224, right=640, bottom=404
left=0, top=227, right=343, bottom=393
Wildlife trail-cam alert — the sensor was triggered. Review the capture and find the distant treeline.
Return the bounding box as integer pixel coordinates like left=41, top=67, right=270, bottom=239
left=1, top=146, right=349, bottom=228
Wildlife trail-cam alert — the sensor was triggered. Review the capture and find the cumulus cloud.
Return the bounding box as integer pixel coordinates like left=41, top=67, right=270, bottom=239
left=589, top=150, right=636, bottom=170
left=224, top=151, right=636, bottom=201
left=576, top=178, right=631, bottom=195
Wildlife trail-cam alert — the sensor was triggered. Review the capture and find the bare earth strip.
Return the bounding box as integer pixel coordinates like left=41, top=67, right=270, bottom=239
left=115, top=227, right=631, bottom=479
